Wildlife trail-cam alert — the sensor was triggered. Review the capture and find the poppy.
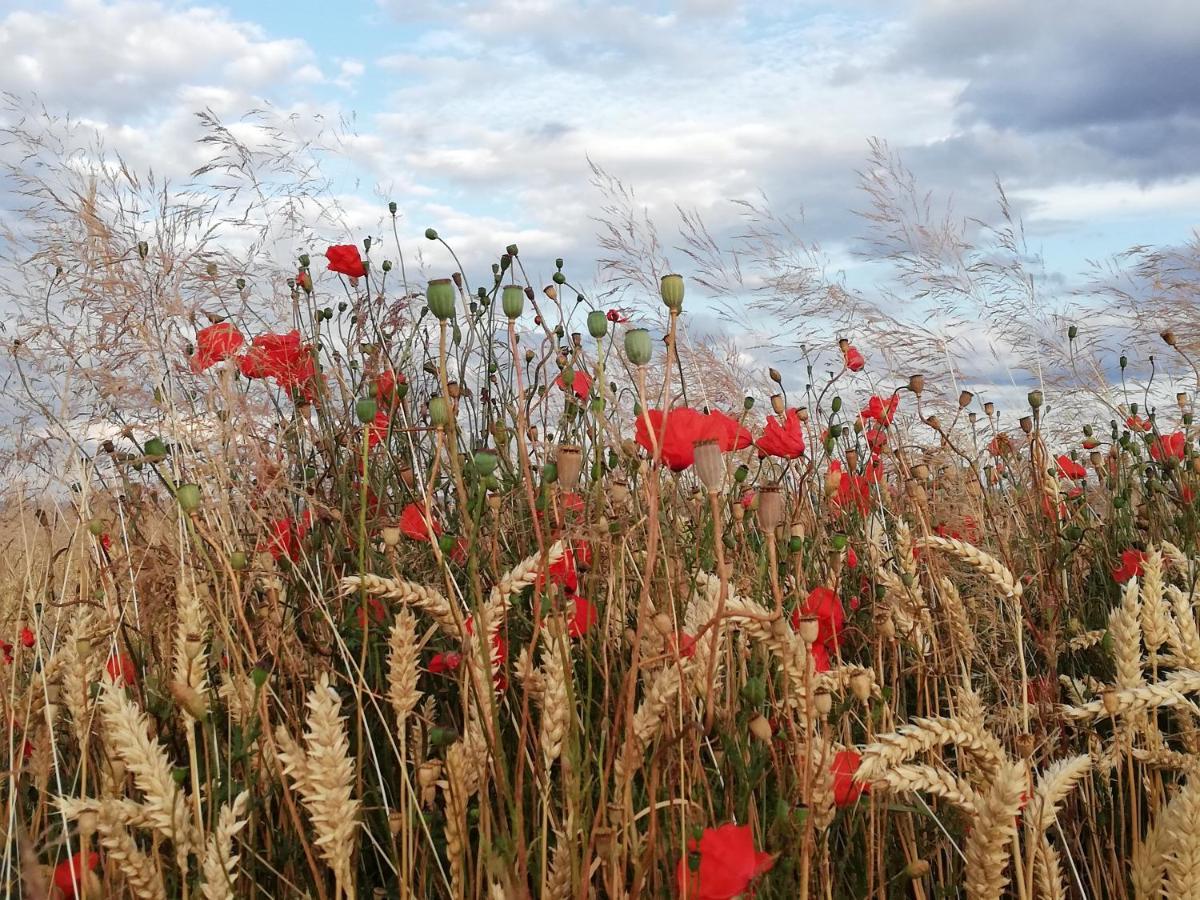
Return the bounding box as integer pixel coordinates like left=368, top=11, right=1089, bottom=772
left=296, top=269, right=313, bottom=293
left=791, top=586, right=845, bottom=654
left=831, top=749, right=868, bottom=807
left=99, top=533, right=113, bottom=553
left=988, top=434, right=1014, bottom=456
left=560, top=492, right=585, bottom=514
left=606, top=308, right=631, bottom=323
left=1056, top=455, right=1087, bottom=480
left=19, top=627, right=34, bottom=649
left=355, top=598, right=387, bottom=629
left=843, top=345, right=865, bottom=372
left=367, top=409, right=391, bottom=449
left=859, top=393, right=899, bottom=427
left=1113, top=548, right=1147, bottom=584
left=865, top=427, right=887, bottom=453
left=1082, top=437, right=1100, bottom=450
left=105, top=652, right=137, bottom=686
left=400, top=503, right=442, bottom=542
left=1151, top=431, right=1186, bottom=462
left=375, top=370, right=405, bottom=405
left=555, top=369, right=593, bottom=401
left=190, top=322, right=244, bottom=373
left=1126, top=415, right=1151, bottom=433
left=567, top=596, right=598, bottom=638
left=0, top=641, right=11, bottom=664
left=675, top=823, right=774, bottom=900
left=846, top=546, right=858, bottom=569
left=238, top=331, right=317, bottom=398
left=53, top=850, right=100, bottom=899
left=670, top=632, right=697, bottom=659
left=756, top=408, right=806, bottom=459
left=260, top=517, right=307, bottom=562
left=428, top=651, right=462, bottom=675
left=325, top=244, right=366, bottom=278
left=829, top=460, right=873, bottom=516
left=634, top=408, right=747, bottom=471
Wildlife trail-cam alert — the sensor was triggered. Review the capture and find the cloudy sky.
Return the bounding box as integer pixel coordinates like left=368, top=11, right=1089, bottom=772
left=1, top=0, right=1198, bottom=383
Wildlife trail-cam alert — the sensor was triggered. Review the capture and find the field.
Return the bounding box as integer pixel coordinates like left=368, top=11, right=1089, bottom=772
left=2, top=131, right=1200, bottom=900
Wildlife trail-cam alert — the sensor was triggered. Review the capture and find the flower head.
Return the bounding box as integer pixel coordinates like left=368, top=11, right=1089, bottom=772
left=1151, top=431, right=1186, bottom=462
left=555, top=369, right=593, bottom=401
left=53, top=850, right=100, bottom=898
left=400, top=503, right=442, bottom=542
left=756, top=408, right=806, bottom=459
left=831, top=750, right=868, bottom=807
left=843, top=345, right=865, bottom=372
left=634, top=408, right=750, bottom=471
left=859, top=393, right=899, bottom=427
left=1055, top=454, right=1087, bottom=480
left=190, top=322, right=244, bottom=373
left=675, top=823, right=774, bottom=900
left=238, top=331, right=317, bottom=399
left=325, top=244, right=366, bottom=278
left=105, top=652, right=137, bottom=686
left=567, top=596, right=598, bottom=638
left=1113, top=548, right=1147, bottom=583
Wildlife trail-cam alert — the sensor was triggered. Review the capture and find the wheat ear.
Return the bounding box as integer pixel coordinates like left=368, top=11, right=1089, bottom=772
left=387, top=610, right=421, bottom=740
left=95, top=812, right=168, bottom=900
left=201, top=791, right=250, bottom=900
left=338, top=574, right=458, bottom=633
left=1164, top=778, right=1200, bottom=895
left=963, top=760, right=1027, bottom=900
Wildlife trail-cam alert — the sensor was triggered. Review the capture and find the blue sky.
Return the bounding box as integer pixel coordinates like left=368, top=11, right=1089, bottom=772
left=1, top=0, right=1198, bottom=399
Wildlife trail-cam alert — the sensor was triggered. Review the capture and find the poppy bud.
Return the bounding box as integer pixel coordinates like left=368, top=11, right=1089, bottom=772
left=734, top=464, right=749, bottom=483
left=587, top=310, right=608, bottom=339
left=660, top=273, right=684, bottom=311
left=298, top=253, right=311, bottom=268
left=230, top=551, right=248, bottom=571
left=502, top=284, right=524, bottom=319
left=427, top=279, right=456, bottom=321
left=769, top=367, right=782, bottom=383
left=236, top=277, right=246, bottom=291
left=525, top=349, right=535, bottom=364
left=88, top=518, right=105, bottom=536
left=429, top=397, right=452, bottom=427
left=908, top=374, right=925, bottom=395
left=175, top=483, right=202, bottom=513
left=1162, top=330, right=1178, bottom=347
left=831, top=396, right=842, bottom=413
left=424, top=228, right=438, bottom=240
left=1120, top=355, right=1128, bottom=370
left=137, top=240, right=149, bottom=259
left=625, top=328, right=652, bottom=366
left=389, top=201, right=397, bottom=215
left=1068, top=324, right=1078, bottom=340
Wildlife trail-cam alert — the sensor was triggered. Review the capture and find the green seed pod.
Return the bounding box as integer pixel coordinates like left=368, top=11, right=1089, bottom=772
left=743, top=396, right=754, bottom=411
left=502, top=284, right=525, bottom=319
left=175, top=483, right=202, bottom=513
left=236, top=277, right=246, bottom=291
left=831, top=533, right=848, bottom=551
left=473, top=449, right=498, bottom=476
left=427, top=279, right=456, bottom=321
left=424, top=227, right=438, bottom=240
left=137, top=240, right=149, bottom=259
left=788, top=536, right=803, bottom=553
left=1068, top=324, right=1078, bottom=340
left=831, top=396, right=842, bottom=413
left=587, top=310, right=608, bottom=339
left=506, top=244, right=519, bottom=256
left=144, top=437, right=168, bottom=458
left=389, top=201, right=397, bottom=215
left=230, top=551, right=248, bottom=571
left=1120, top=355, right=1128, bottom=370
left=734, top=464, right=749, bottom=483
left=552, top=271, right=566, bottom=285
left=382, top=260, right=393, bottom=272
left=660, top=273, right=684, bottom=311
left=355, top=398, right=378, bottom=424
left=438, top=534, right=456, bottom=554
left=429, top=397, right=452, bottom=427
left=625, top=328, right=653, bottom=366
left=88, top=519, right=105, bottom=536
left=542, top=461, right=559, bottom=483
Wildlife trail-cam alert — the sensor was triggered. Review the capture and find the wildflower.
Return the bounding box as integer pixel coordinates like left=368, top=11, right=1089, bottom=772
left=555, top=369, right=593, bottom=400
left=1151, top=431, right=1186, bottom=462
left=238, top=331, right=317, bottom=398
left=428, top=651, right=462, bottom=675
left=0, top=640, right=11, bottom=664
left=561, top=492, right=585, bottom=514
left=675, top=823, right=774, bottom=900
left=1056, top=455, right=1087, bottom=480
left=19, top=627, right=34, bottom=648
left=633, top=408, right=746, bottom=471
left=105, top=652, right=137, bottom=686
left=190, top=322, right=244, bottom=373
left=1126, top=415, right=1151, bottom=433
left=843, top=345, right=866, bottom=372
left=988, top=434, right=1014, bottom=456
left=367, top=408, right=391, bottom=449
left=831, top=750, right=868, bottom=807
left=1082, top=437, right=1100, bottom=450
left=606, top=308, right=631, bottom=323
left=1113, top=548, right=1147, bottom=583
left=859, top=393, right=899, bottom=427
left=568, top=596, right=598, bottom=638
left=538, top=541, right=589, bottom=594
left=846, top=546, right=858, bottom=568
left=865, top=426, right=887, bottom=453
left=325, top=244, right=366, bottom=278
left=355, top=598, right=387, bottom=629
left=99, top=533, right=113, bottom=552
left=375, top=369, right=405, bottom=405
left=53, top=850, right=100, bottom=899
left=792, top=586, right=845, bottom=655
left=829, top=460, right=873, bottom=516
left=260, top=516, right=308, bottom=562
left=756, top=408, right=806, bottom=459
left=670, top=632, right=697, bottom=659
left=400, top=503, right=442, bottom=542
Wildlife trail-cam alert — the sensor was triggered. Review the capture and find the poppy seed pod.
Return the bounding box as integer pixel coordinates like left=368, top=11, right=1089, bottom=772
left=175, top=483, right=202, bottom=513
left=958, top=390, right=974, bottom=409
left=1020, top=415, right=1033, bottom=434
left=381, top=527, right=401, bottom=548
left=429, top=397, right=452, bottom=427
left=544, top=284, right=558, bottom=302
left=1028, top=389, right=1044, bottom=410
left=796, top=615, right=820, bottom=644
left=502, top=284, right=525, bottom=319
left=849, top=668, right=872, bottom=702
left=908, top=374, right=925, bottom=395
left=749, top=715, right=773, bottom=742
left=756, top=485, right=785, bottom=532
left=770, top=394, right=786, bottom=416
left=660, top=273, right=684, bottom=311
left=1162, top=330, right=1178, bottom=347
left=652, top=613, right=673, bottom=636
left=625, top=328, right=653, bottom=366
left=556, top=444, right=583, bottom=489
left=427, top=279, right=456, bottom=321
left=473, top=449, right=498, bottom=476
left=813, top=687, right=833, bottom=716
left=587, top=310, right=608, bottom=339
left=1179, top=392, right=1190, bottom=409
left=693, top=439, right=726, bottom=493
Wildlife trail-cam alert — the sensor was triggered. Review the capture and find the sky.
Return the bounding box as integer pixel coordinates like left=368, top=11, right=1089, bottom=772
left=0, top=0, right=1198, bottom=399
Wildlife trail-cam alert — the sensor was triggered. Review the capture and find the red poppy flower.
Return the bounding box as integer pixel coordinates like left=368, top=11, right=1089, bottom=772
left=190, top=322, right=244, bottom=373
left=829, top=461, right=873, bottom=516
left=428, top=651, right=462, bottom=675
left=1113, top=548, right=1147, bottom=583
left=238, top=331, right=317, bottom=397
left=756, top=408, right=806, bottom=459
left=367, top=409, right=391, bottom=449
left=19, top=627, right=34, bottom=649
left=859, top=393, right=899, bottom=427
left=105, top=652, right=137, bottom=686
left=260, top=517, right=306, bottom=562
left=568, top=596, right=598, bottom=638
left=670, top=631, right=697, bottom=659
left=325, top=244, right=366, bottom=278
left=846, top=546, right=858, bottom=568
left=99, top=533, right=113, bottom=552
left=375, top=370, right=405, bottom=405
left=831, top=750, right=868, bottom=807
left=865, top=427, right=887, bottom=453
left=555, top=369, right=593, bottom=400
left=538, top=543, right=586, bottom=594
left=355, top=598, right=387, bottom=628
left=0, top=641, right=12, bottom=664
left=400, top=503, right=442, bottom=542
left=1126, top=415, right=1151, bottom=433
left=1056, top=455, right=1087, bottom=480
left=1082, top=437, right=1100, bottom=450
left=843, top=345, right=865, bottom=372
left=635, top=408, right=747, bottom=471
left=988, top=434, right=1014, bottom=456
left=675, top=823, right=774, bottom=900
left=53, top=850, right=100, bottom=898
left=792, top=586, right=845, bottom=652
left=1151, top=431, right=1186, bottom=462
left=606, top=308, right=631, bottom=323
